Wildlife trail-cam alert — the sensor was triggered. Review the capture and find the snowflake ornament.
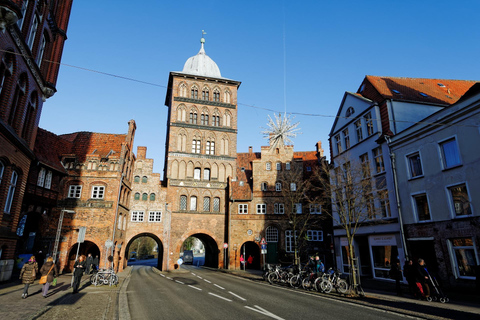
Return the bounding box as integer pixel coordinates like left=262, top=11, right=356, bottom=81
left=262, top=113, right=301, bottom=149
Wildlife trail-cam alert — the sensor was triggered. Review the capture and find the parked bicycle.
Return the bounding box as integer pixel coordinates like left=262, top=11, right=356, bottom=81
left=91, top=268, right=118, bottom=286
left=316, top=268, right=348, bottom=294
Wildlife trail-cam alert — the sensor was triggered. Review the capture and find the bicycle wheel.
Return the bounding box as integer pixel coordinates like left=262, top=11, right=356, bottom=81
left=290, top=274, right=302, bottom=288
left=109, top=274, right=119, bottom=286
left=314, top=277, right=322, bottom=292
left=268, top=272, right=278, bottom=284
left=302, top=278, right=313, bottom=290
left=320, top=279, right=333, bottom=293
left=336, top=279, right=348, bottom=294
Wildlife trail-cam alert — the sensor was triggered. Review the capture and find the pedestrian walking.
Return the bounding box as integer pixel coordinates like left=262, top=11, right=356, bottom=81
left=85, top=253, right=93, bottom=274
left=92, top=255, right=99, bottom=271
left=390, top=259, right=403, bottom=296
left=403, top=259, right=417, bottom=297
left=72, top=255, right=86, bottom=294
left=247, top=255, right=253, bottom=268
left=39, top=256, right=58, bottom=298
left=415, top=258, right=431, bottom=299
left=19, top=256, right=38, bottom=299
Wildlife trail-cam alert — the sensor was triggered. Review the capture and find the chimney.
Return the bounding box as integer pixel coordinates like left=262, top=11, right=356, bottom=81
left=249, top=146, right=253, bottom=153
left=316, top=141, right=324, bottom=157
left=137, top=146, right=147, bottom=160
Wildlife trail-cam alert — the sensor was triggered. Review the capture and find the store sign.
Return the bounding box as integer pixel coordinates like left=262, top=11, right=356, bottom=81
left=369, top=235, right=396, bottom=246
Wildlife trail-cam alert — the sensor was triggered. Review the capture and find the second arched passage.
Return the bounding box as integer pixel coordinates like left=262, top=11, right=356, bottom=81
left=125, top=233, right=164, bottom=270
left=182, top=233, right=219, bottom=268
left=240, top=241, right=261, bottom=270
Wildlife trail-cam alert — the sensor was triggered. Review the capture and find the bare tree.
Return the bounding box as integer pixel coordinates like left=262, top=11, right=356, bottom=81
left=314, top=154, right=384, bottom=296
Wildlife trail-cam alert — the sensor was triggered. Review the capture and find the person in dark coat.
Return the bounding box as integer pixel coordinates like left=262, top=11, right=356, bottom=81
left=416, top=258, right=431, bottom=298
left=85, top=253, right=93, bottom=274
left=390, top=259, right=403, bottom=296
left=39, top=256, right=58, bottom=298
left=92, top=255, right=99, bottom=271
left=403, top=259, right=417, bottom=297
left=315, top=256, right=325, bottom=274
left=72, top=255, right=86, bottom=293
left=19, top=255, right=38, bottom=299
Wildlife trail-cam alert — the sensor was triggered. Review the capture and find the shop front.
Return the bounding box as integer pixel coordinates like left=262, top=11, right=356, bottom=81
left=368, top=234, right=400, bottom=280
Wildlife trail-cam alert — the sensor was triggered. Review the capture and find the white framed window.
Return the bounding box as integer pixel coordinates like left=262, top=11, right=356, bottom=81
left=274, top=203, right=284, bottom=214
left=335, top=134, right=342, bottom=154
left=293, top=203, right=302, bottom=214
left=203, top=197, right=211, bottom=211
left=343, top=128, right=350, bottom=149
left=180, top=195, right=187, bottom=210
left=285, top=162, right=291, bottom=170
left=91, top=186, right=105, bottom=199
left=37, top=168, right=46, bottom=187
left=4, top=171, right=18, bottom=214
left=412, top=193, right=431, bottom=222
left=290, top=183, right=297, bottom=191
left=256, top=203, right=266, bottom=214
left=379, top=190, right=391, bottom=218
left=192, top=139, right=201, bottom=153
left=118, top=214, right=123, bottom=229
left=148, top=211, right=162, bottom=222
left=194, top=168, right=201, bottom=180
left=131, top=211, right=144, bottom=222
left=238, top=204, right=248, bottom=214
left=355, top=119, right=363, bottom=142
left=448, top=237, right=479, bottom=279
left=213, top=197, right=220, bottom=212
left=206, top=141, right=215, bottom=155
left=36, top=34, right=46, bottom=67
left=190, top=196, right=197, bottom=211
left=360, top=153, right=370, bottom=179
left=261, top=182, right=268, bottom=191
left=285, top=230, right=298, bottom=253
left=307, top=230, right=323, bottom=241
left=447, top=183, right=472, bottom=217
left=68, top=185, right=82, bottom=198
left=27, top=15, right=38, bottom=50
left=204, top=168, right=210, bottom=181
left=266, top=162, right=271, bottom=171
left=309, top=204, right=321, bottom=214
left=364, top=112, right=374, bottom=136
left=275, top=182, right=281, bottom=191
left=266, top=226, right=279, bottom=242
left=439, top=137, right=462, bottom=169
left=276, top=162, right=281, bottom=171
left=44, top=171, right=52, bottom=189
left=373, top=147, right=385, bottom=173
left=407, top=152, right=423, bottom=178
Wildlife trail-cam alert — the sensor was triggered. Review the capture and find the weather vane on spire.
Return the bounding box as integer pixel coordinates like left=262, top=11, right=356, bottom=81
left=201, top=30, right=207, bottom=43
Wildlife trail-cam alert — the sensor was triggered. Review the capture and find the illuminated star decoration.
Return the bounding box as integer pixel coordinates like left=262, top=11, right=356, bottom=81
left=262, top=113, right=301, bottom=150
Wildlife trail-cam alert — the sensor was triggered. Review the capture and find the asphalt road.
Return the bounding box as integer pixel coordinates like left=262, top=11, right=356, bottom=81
left=126, top=265, right=410, bottom=320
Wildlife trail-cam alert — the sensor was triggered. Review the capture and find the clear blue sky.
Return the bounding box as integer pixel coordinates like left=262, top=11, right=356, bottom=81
left=39, top=0, right=480, bottom=175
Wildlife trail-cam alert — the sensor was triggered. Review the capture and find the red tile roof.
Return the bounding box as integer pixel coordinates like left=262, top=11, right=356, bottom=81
left=34, top=128, right=72, bottom=173
left=362, top=76, right=477, bottom=105
left=59, top=132, right=126, bottom=162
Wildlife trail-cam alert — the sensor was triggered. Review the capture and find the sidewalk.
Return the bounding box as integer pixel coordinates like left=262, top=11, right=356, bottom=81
left=219, top=268, right=480, bottom=320
left=0, top=267, right=131, bottom=320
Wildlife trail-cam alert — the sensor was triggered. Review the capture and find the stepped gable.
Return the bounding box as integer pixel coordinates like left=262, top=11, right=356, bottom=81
left=59, top=131, right=127, bottom=162
left=34, top=128, right=72, bottom=173
left=362, top=76, right=476, bottom=105
left=231, top=151, right=260, bottom=200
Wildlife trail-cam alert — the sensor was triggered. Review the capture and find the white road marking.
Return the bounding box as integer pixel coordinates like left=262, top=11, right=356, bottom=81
left=191, top=273, right=196, bottom=276
left=188, top=285, right=202, bottom=291
left=197, top=276, right=203, bottom=279
left=208, top=292, right=232, bottom=302
left=214, top=284, right=225, bottom=290
left=175, top=280, right=185, bottom=284
left=245, top=305, right=285, bottom=320
left=166, top=277, right=172, bottom=280
left=204, top=279, right=212, bottom=283
left=160, top=274, right=165, bottom=277
left=228, top=291, right=246, bottom=301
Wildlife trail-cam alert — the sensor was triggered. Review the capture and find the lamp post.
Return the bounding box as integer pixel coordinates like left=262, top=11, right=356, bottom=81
left=52, top=209, right=75, bottom=263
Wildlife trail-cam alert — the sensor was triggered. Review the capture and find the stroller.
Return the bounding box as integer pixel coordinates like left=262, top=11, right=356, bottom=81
left=426, top=273, right=449, bottom=303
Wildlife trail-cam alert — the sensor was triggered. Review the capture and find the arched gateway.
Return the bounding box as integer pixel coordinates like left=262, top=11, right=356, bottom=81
left=125, top=233, right=164, bottom=270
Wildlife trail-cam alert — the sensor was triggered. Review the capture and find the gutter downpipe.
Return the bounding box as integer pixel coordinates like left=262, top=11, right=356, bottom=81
left=385, top=136, right=409, bottom=260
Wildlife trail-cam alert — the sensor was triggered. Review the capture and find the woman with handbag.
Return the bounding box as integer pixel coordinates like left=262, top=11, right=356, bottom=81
left=19, top=256, right=38, bottom=299
left=39, top=256, right=58, bottom=298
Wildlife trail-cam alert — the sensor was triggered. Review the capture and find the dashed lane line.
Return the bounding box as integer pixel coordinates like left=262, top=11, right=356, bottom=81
left=245, top=305, right=285, bottom=320
left=175, top=280, right=185, bottom=284
left=208, top=292, right=232, bottom=302
left=214, top=284, right=225, bottom=290
left=188, top=285, right=202, bottom=291
left=204, top=279, right=212, bottom=283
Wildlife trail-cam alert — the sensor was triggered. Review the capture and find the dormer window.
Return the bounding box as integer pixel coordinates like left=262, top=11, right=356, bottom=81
left=345, top=107, right=355, bottom=117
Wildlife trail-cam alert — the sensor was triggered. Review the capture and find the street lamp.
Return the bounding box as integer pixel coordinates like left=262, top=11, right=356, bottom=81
left=52, top=209, right=75, bottom=263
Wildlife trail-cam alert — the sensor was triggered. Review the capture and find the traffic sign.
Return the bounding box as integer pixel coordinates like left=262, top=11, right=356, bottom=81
left=261, top=244, right=267, bottom=250
left=260, top=238, right=267, bottom=245
left=261, top=249, right=267, bottom=254
left=223, top=243, right=228, bottom=249
left=77, top=227, right=86, bottom=243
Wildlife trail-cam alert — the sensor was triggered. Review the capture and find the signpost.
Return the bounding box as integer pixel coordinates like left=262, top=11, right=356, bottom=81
left=105, top=240, right=113, bottom=268
left=71, top=227, right=86, bottom=287
left=223, top=243, right=228, bottom=269
left=260, top=238, right=267, bottom=267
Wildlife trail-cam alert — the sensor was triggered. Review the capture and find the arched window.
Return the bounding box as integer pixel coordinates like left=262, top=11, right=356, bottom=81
left=0, top=161, right=4, bottom=184
left=224, top=90, right=231, bottom=103
left=134, top=192, right=140, bottom=200
left=204, top=168, right=210, bottom=180
left=276, top=162, right=282, bottom=171
left=118, top=213, right=123, bottom=230
left=0, top=51, right=14, bottom=106
left=191, top=86, right=198, bottom=99
left=275, top=182, right=282, bottom=191
left=189, top=111, right=198, bottom=124
left=261, top=182, right=268, bottom=191
left=142, top=193, right=148, bottom=201
left=202, top=87, right=209, bottom=100
left=150, top=193, right=155, bottom=201
left=206, top=140, right=215, bottom=155
left=224, top=111, right=231, bottom=127
left=8, top=73, right=27, bottom=128
left=4, top=170, right=18, bottom=214
left=142, top=176, right=147, bottom=183
left=346, top=107, right=355, bottom=117
left=286, top=162, right=291, bottom=170
left=194, top=168, right=201, bottom=180
left=203, top=197, right=211, bottom=211
left=134, top=176, right=140, bottom=183
left=213, top=197, right=220, bottom=212
left=192, top=139, right=201, bottom=154
left=180, top=195, right=187, bottom=210
left=266, top=226, right=279, bottom=242
left=212, top=110, right=220, bottom=127
left=177, top=105, right=186, bottom=122
left=201, top=112, right=209, bottom=125
left=190, top=196, right=197, bottom=211
left=213, top=89, right=220, bottom=102
left=22, top=92, right=37, bottom=141
left=179, top=83, right=187, bottom=97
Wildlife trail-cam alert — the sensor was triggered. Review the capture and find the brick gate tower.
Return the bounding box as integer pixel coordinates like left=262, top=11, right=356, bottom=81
left=163, top=35, right=241, bottom=269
